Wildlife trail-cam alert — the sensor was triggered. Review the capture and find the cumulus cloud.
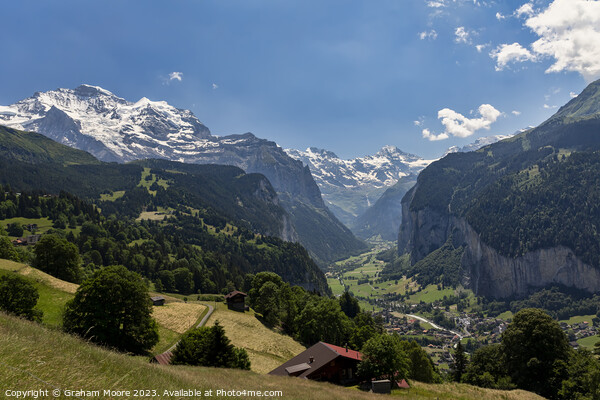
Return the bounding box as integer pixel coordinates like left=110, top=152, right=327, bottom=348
left=422, top=104, right=502, bottom=141
left=422, top=128, right=449, bottom=141
left=496, top=12, right=506, bottom=20
left=490, top=42, right=536, bottom=71
left=419, top=30, right=438, bottom=40
left=475, top=43, right=489, bottom=53
left=491, top=0, right=600, bottom=81
left=454, top=26, right=472, bottom=44
left=168, top=72, right=183, bottom=82
left=515, top=2, right=535, bottom=17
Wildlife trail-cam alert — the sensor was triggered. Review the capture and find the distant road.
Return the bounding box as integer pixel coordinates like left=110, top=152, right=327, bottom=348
left=406, top=313, right=464, bottom=339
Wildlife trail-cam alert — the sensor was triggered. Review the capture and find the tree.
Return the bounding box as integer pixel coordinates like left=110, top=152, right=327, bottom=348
left=63, top=265, right=159, bottom=354
left=32, top=234, right=82, bottom=283
left=6, top=222, right=23, bottom=237
left=501, top=308, right=571, bottom=398
left=452, top=341, right=467, bottom=382
left=157, top=270, right=176, bottom=292
left=173, top=267, right=194, bottom=294
left=0, top=275, right=42, bottom=321
left=357, top=334, right=409, bottom=384
left=0, top=235, right=20, bottom=261
left=462, top=344, right=514, bottom=389
left=339, top=291, right=360, bottom=318
left=172, top=321, right=250, bottom=370
left=294, top=297, right=351, bottom=346
left=400, top=339, right=438, bottom=383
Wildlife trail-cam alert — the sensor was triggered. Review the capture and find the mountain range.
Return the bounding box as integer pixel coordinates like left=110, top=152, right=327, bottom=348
left=398, top=78, right=600, bottom=299
left=0, top=85, right=365, bottom=266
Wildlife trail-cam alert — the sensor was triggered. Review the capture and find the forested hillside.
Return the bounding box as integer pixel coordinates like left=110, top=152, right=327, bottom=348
left=0, top=126, right=329, bottom=294
left=398, top=78, right=600, bottom=298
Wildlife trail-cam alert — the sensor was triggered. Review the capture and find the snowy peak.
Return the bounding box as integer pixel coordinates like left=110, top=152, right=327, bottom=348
left=0, top=85, right=211, bottom=161
left=443, top=133, right=516, bottom=156
left=286, top=145, right=434, bottom=190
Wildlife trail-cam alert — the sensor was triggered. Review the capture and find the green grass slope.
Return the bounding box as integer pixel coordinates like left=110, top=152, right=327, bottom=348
left=0, top=312, right=543, bottom=400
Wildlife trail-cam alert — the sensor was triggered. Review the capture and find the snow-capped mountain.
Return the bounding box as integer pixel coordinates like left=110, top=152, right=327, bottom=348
left=0, top=85, right=367, bottom=265
left=443, top=134, right=516, bottom=156
left=286, top=145, right=431, bottom=190
left=285, top=146, right=435, bottom=230
left=0, top=85, right=211, bottom=162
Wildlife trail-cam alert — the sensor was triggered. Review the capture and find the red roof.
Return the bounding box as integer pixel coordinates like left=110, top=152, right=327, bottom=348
left=151, top=351, right=173, bottom=365
left=322, top=342, right=362, bottom=361
left=397, top=379, right=410, bottom=389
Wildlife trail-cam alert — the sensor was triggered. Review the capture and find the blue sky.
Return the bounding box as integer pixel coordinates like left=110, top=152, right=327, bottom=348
left=2, top=0, right=598, bottom=159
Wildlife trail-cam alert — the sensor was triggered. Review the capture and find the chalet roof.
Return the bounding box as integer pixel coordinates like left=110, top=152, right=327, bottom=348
left=285, top=363, right=311, bottom=374
left=150, top=296, right=165, bottom=302
left=150, top=351, right=173, bottom=365
left=269, top=342, right=362, bottom=378
left=225, top=290, right=247, bottom=299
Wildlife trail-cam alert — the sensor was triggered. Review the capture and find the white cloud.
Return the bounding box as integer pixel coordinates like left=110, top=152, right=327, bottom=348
left=414, top=120, right=423, bottom=126
left=490, top=42, right=536, bottom=70
left=422, top=104, right=502, bottom=141
left=570, top=91, right=578, bottom=98
left=515, top=2, right=535, bottom=17
left=422, top=128, right=449, bottom=141
left=492, top=0, right=600, bottom=81
left=212, top=83, right=219, bottom=90
left=475, top=43, right=489, bottom=53
left=168, top=72, right=183, bottom=82
left=454, top=26, right=472, bottom=44
left=496, top=12, right=506, bottom=20
left=427, top=1, right=447, bottom=8
left=419, top=30, right=438, bottom=40
left=512, top=110, right=521, bottom=115
left=544, top=104, right=558, bottom=109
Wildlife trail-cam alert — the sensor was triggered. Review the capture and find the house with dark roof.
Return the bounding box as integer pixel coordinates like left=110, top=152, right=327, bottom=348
left=268, top=342, right=362, bottom=385
left=224, top=290, right=248, bottom=312
left=150, top=296, right=165, bottom=306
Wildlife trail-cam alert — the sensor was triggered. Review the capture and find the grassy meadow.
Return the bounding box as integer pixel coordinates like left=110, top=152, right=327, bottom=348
left=205, top=302, right=306, bottom=374
left=0, top=312, right=543, bottom=400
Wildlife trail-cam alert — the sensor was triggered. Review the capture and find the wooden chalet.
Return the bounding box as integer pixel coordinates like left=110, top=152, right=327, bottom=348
left=150, top=296, right=165, bottom=306
left=269, top=342, right=362, bottom=385
left=224, top=290, right=248, bottom=312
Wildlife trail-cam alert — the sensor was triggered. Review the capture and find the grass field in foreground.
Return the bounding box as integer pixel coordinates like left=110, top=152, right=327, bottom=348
left=0, top=259, right=206, bottom=350
left=205, top=302, right=306, bottom=374
left=0, top=312, right=543, bottom=400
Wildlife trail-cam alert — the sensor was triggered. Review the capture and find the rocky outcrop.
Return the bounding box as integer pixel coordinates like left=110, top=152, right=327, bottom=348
left=399, top=196, right=600, bottom=298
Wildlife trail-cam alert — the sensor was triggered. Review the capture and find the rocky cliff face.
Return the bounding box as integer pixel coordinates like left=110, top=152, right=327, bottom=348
left=399, top=192, right=600, bottom=298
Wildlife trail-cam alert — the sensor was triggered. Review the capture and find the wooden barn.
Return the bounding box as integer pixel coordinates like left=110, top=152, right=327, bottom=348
left=224, top=290, right=248, bottom=312
left=150, top=296, right=165, bottom=306
left=268, top=342, right=362, bottom=385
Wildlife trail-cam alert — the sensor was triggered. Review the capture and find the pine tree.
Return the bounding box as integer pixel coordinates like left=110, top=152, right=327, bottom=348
left=453, top=341, right=467, bottom=382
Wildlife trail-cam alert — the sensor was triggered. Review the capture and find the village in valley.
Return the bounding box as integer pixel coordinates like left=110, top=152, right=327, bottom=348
left=326, top=242, right=600, bottom=373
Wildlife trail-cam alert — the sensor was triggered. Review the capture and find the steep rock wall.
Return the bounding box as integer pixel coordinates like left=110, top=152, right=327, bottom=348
left=400, top=189, right=600, bottom=297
